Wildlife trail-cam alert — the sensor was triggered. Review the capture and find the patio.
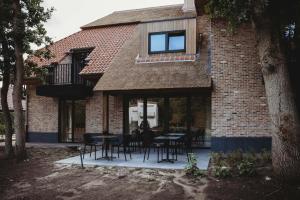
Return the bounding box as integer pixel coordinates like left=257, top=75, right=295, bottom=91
left=56, top=148, right=211, bottom=170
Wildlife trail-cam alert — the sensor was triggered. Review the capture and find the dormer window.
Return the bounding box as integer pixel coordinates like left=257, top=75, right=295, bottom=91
left=149, top=31, right=186, bottom=54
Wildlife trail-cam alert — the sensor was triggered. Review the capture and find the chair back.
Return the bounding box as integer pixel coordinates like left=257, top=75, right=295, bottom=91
left=123, top=134, right=131, bottom=146
left=83, top=133, right=100, bottom=144
left=184, top=133, right=193, bottom=148
left=141, top=130, right=154, bottom=147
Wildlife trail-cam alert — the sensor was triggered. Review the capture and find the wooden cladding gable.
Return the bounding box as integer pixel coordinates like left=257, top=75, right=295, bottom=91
left=139, top=18, right=197, bottom=57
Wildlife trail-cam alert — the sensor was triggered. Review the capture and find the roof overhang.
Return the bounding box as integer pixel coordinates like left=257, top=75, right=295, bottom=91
left=103, top=87, right=211, bottom=97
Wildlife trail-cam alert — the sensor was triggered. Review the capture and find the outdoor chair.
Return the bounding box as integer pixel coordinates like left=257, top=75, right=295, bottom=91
left=130, top=129, right=142, bottom=153
left=142, top=130, right=165, bottom=163
left=193, top=129, right=205, bottom=146
left=83, top=133, right=104, bottom=160
left=111, top=134, right=132, bottom=161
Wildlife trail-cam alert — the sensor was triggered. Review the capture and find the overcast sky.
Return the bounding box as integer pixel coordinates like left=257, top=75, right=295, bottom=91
left=43, top=0, right=184, bottom=42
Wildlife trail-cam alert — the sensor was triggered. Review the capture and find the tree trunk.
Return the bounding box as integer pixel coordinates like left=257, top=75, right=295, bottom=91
left=12, top=0, right=26, bottom=159
left=255, top=20, right=300, bottom=181
left=0, top=35, right=14, bottom=159
left=0, top=0, right=14, bottom=158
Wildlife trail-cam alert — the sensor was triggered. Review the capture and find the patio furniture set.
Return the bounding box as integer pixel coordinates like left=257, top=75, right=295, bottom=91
left=81, top=130, right=201, bottom=163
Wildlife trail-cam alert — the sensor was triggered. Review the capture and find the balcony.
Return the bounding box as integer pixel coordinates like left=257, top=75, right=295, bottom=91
left=36, top=63, right=93, bottom=99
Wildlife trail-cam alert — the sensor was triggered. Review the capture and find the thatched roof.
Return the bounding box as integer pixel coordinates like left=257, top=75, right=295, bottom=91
left=94, top=25, right=211, bottom=92
left=81, top=4, right=196, bottom=29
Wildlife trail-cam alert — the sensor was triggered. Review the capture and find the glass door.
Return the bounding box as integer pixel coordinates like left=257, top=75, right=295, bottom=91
left=59, top=100, right=86, bottom=143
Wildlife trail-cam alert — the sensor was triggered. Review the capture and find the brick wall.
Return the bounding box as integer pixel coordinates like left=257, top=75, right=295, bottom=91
left=108, top=95, right=123, bottom=134
left=211, top=20, right=271, bottom=138
left=85, top=91, right=103, bottom=133
left=27, top=85, right=58, bottom=133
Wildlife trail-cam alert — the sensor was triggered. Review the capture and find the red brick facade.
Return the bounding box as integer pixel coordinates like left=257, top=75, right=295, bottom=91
left=210, top=20, right=271, bottom=138
left=26, top=7, right=271, bottom=151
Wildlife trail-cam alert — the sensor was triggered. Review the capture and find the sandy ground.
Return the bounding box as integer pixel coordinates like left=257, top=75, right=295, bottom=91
left=1, top=147, right=300, bottom=200
left=0, top=147, right=207, bottom=200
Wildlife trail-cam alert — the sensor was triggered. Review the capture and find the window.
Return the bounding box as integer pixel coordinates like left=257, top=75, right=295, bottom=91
left=149, top=31, right=186, bottom=54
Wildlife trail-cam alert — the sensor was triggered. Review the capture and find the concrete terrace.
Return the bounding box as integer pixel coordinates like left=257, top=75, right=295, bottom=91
left=56, top=149, right=211, bottom=170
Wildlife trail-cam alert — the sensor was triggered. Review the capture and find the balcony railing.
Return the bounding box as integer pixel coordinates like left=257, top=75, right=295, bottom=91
left=45, top=63, right=91, bottom=86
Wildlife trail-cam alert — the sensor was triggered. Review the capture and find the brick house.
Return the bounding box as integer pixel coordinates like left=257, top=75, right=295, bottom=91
left=26, top=0, right=271, bottom=152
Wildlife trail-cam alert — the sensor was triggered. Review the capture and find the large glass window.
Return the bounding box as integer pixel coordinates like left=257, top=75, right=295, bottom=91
left=169, top=97, right=187, bottom=132
left=149, top=34, right=166, bottom=52
left=59, top=100, right=86, bottom=143
left=149, top=31, right=186, bottom=54
left=169, top=34, right=185, bottom=51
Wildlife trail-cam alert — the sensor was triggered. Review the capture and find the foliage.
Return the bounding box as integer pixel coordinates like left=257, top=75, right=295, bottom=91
left=213, top=163, right=232, bottom=178
left=185, top=153, right=206, bottom=177
left=0, top=0, right=54, bottom=75
left=260, top=149, right=272, bottom=163
left=205, top=0, right=253, bottom=31
left=0, top=112, right=14, bottom=135
left=237, top=159, right=256, bottom=176
left=211, top=150, right=272, bottom=178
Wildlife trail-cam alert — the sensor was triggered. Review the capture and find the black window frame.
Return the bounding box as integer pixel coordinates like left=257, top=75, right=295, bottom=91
left=148, top=30, right=186, bottom=54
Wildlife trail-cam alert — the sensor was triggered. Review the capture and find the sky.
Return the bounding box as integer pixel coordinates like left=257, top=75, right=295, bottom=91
left=43, top=0, right=184, bottom=43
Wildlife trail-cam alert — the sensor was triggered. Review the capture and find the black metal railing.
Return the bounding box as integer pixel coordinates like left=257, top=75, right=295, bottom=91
left=45, top=63, right=91, bottom=86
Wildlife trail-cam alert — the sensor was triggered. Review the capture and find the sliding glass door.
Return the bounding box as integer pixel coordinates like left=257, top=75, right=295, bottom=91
left=59, top=100, right=86, bottom=143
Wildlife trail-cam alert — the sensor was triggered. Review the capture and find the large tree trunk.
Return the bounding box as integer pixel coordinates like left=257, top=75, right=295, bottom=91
left=12, top=0, right=26, bottom=159
left=0, top=35, right=14, bottom=159
left=255, top=20, right=300, bottom=181
left=0, top=0, right=14, bottom=158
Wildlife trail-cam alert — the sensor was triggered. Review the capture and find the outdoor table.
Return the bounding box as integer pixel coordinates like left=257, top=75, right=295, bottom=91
left=165, top=133, right=185, bottom=154
left=165, top=133, right=185, bottom=137
left=154, top=136, right=182, bottom=163
left=93, top=135, right=117, bottom=160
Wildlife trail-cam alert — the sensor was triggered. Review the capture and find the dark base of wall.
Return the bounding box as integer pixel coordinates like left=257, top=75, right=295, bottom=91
left=211, top=137, right=272, bottom=152
left=27, top=132, right=58, bottom=143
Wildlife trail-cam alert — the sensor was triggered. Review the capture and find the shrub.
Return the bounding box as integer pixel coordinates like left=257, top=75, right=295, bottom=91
left=260, top=149, right=272, bottom=163
left=211, top=152, right=223, bottom=166
left=226, top=149, right=243, bottom=166
left=185, top=153, right=206, bottom=177
left=237, top=159, right=256, bottom=176
left=213, top=163, right=232, bottom=178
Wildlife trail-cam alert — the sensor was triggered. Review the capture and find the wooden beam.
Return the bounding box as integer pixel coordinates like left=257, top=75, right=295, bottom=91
left=143, top=97, right=148, bottom=131
left=123, top=96, right=129, bottom=135
left=164, top=97, right=170, bottom=133
left=186, top=96, right=192, bottom=134
left=103, top=94, right=109, bottom=134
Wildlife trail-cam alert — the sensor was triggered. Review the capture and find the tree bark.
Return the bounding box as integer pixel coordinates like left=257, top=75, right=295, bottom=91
left=12, top=0, right=26, bottom=159
left=0, top=38, right=14, bottom=159
left=255, top=19, right=300, bottom=181
left=0, top=0, right=14, bottom=158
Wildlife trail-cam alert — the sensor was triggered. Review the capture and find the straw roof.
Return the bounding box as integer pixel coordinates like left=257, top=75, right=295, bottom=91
left=81, top=4, right=196, bottom=29
left=94, top=25, right=211, bottom=92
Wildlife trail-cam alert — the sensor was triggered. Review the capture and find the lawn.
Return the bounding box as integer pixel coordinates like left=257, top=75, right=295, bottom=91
left=0, top=147, right=299, bottom=200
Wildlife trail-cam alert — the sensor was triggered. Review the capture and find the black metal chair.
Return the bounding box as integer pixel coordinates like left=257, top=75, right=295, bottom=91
left=111, top=134, right=132, bottom=161
left=82, top=133, right=104, bottom=160
left=130, top=129, right=142, bottom=153
left=142, top=130, right=165, bottom=163
left=193, top=129, right=205, bottom=146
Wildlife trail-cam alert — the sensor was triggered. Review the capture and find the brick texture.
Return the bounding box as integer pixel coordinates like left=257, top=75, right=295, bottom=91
left=85, top=92, right=103, bottom=133
left=27, top=85, right=58, bottom=133
left=109, top=95, right=123, bottom=134
left=211, top=20, right=271, bottom=137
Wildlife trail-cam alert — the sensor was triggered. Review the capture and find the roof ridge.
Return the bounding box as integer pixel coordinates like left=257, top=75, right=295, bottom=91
left=113, top=4, right=183, bottom=13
